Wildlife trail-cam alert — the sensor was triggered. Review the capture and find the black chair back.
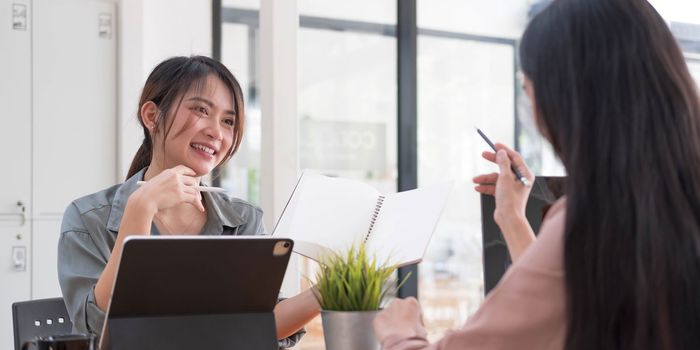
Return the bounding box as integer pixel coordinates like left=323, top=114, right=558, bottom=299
left=481, top=176, right=566, bottom=294
left=12, top=297, right=73, bottom=350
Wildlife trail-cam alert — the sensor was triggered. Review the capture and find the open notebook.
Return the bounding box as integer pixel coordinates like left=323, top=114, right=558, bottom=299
left=272, top=172, right=452, bottom=267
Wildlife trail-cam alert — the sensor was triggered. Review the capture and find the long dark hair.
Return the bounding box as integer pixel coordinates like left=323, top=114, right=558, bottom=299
left=127, top=56, right=245, bottom=178
left=520, top=0, right=700, bottom=349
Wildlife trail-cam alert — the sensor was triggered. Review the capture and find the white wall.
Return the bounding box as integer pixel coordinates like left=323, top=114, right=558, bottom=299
left=117, top=0, right=212, bottom=179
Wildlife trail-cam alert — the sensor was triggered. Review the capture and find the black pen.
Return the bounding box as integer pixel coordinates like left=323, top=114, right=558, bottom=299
left=476, top=128, right=529, bottom=186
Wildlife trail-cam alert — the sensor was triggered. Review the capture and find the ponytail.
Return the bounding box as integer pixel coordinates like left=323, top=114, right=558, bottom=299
left=126, top=137, right=152, bottom=179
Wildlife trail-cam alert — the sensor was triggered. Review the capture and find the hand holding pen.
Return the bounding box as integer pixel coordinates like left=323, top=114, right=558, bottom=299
left=137, top=181, right=226, bottom=193
left=476, top=128, right=529, bottom=186
left=473, top=129, right=537, bottom=260
left=473, top=128, right=534, bottom=213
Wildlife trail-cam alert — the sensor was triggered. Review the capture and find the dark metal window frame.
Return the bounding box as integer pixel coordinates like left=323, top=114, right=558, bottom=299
left=397, top=0, right=418, bottom=298
left=213, top=2, right=519, bottom=299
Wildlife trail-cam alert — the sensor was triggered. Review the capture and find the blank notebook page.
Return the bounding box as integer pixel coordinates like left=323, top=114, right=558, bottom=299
left=279, top=174, right=380, bottom=253
left=367, top=183, right=452, bottom=265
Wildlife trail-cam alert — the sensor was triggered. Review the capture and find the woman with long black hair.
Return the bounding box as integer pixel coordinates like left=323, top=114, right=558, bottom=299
left=374, top=0, right=700, bottom=349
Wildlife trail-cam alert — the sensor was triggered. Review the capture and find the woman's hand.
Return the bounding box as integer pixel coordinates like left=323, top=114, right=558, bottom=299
left=96, top=165, right=204, bottom=312
left=473, top=143, right=534, bottom=227
left=373, top=297, right=427, bottom=344
left=130, top=165, right=205, bottom=215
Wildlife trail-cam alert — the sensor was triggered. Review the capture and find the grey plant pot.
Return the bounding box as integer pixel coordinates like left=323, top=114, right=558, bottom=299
left=321, top=310, right=380, bottom=350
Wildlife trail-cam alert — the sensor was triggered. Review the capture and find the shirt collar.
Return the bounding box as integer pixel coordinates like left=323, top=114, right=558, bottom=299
left=106, top=169, right=143, bottom=233
left=200, top=190, right=247, bottom=235
left=106, top=168, right=246, bottom=234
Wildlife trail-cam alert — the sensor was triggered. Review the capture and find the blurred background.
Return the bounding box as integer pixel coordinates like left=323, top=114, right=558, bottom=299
left=217, top=0, right=699, bottom=347
left=1, top=0, right=699, bottom=348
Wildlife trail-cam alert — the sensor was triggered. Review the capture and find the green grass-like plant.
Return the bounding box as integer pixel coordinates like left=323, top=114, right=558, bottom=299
left=313, top=243, right=410, bottom=311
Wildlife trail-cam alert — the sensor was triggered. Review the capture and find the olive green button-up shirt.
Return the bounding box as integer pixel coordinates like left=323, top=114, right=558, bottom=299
left=58, top=168, right=304, bottom=348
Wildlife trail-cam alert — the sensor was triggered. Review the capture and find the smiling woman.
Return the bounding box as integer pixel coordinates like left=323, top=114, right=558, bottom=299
left=127, top=56, right=244, bottom=179
left=139, top=76, right=237, bottom=177
left=56, top=56, right=320, bottom=349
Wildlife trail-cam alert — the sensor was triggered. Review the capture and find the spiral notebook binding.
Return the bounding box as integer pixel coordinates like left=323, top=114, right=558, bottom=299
left=364, top=195, right=386, bottom=243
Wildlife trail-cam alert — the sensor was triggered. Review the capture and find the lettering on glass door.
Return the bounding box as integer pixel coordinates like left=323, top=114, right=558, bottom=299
left=98, top=13, right=112, bottom=39
left=12, top=4, right=27, bottom=31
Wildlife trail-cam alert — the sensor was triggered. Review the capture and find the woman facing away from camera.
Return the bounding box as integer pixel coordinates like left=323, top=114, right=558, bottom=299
left=374, top=0, right=700, bottom=349
left=57, top=56, right=319, bottom=348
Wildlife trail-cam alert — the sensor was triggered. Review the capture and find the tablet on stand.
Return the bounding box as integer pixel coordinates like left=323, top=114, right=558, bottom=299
left=99, top=236, right=293, bottom=350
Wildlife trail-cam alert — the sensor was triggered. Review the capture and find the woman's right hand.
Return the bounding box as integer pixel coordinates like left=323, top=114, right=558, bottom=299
left=95, top=165, right=203, bottom=311
left=473, top=143, right=534, bottom=227
left=129, top=165, right=205, bottom=215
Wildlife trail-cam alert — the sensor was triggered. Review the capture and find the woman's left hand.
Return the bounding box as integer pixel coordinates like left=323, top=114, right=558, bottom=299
left=373, top=297, right=427, bottom=343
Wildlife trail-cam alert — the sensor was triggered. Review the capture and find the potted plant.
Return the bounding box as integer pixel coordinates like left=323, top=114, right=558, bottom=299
left=313, top=243, right=409, bottom=350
